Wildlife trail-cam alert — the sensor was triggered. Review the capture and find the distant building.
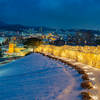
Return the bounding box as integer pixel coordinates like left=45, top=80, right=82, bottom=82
left=0, top=37, right=7, bottom=44
left=53, top=39, right=65, bottom=46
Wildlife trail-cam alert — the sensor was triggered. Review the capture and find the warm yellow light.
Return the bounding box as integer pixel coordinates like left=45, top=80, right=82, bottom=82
left=34, top=45, right=100, bottom=68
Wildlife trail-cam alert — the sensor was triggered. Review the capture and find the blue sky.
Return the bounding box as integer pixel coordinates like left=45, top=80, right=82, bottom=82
left=0, top=0, right=100, bottom=29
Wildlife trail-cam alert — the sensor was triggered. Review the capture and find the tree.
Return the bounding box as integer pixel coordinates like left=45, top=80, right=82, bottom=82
left=0, top=48, right=2, bottom=57
left=75, top=31, right=95, bottom=45
left=23, top=37, right=43, bottom=48
left=95, top=39, right=100, bottom=45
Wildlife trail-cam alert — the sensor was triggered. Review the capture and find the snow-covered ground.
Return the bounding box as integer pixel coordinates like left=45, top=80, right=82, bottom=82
left=0, top=53, right=83, bottom=100
left=82, top=65, right=100, bottom=100
left=46, top=54, right=100, bottom=100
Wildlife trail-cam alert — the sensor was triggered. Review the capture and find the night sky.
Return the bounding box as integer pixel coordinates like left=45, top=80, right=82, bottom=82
left=0, top=0, right=100, bottom=29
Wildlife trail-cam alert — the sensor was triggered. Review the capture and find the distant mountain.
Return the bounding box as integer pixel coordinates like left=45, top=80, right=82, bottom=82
left=1, top=22, right=100, bottom=35
left=34, top=26, right=56, bottom=32
left=0, top=23, right=32, bottom=31
left=67, top=29, right=100, bottom=35
left=0, top=21, right=7, bottom=27
left=0, top=23, right=56, bottom=32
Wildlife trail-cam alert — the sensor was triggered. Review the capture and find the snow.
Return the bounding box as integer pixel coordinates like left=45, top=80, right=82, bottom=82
left=0, top=53, right=82, bottom=100
left=56, top=55, right=100, bottom=100
left=82, top=65, right=100, bottom=100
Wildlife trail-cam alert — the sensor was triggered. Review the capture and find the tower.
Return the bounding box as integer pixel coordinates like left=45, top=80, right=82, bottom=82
left=8, top=37, right=16, bottom=53
left=8, top=43, right=16, bottom=53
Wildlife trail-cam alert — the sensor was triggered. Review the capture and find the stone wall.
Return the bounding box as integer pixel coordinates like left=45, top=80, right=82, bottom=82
left=34, top=45, right=100, bottom=68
